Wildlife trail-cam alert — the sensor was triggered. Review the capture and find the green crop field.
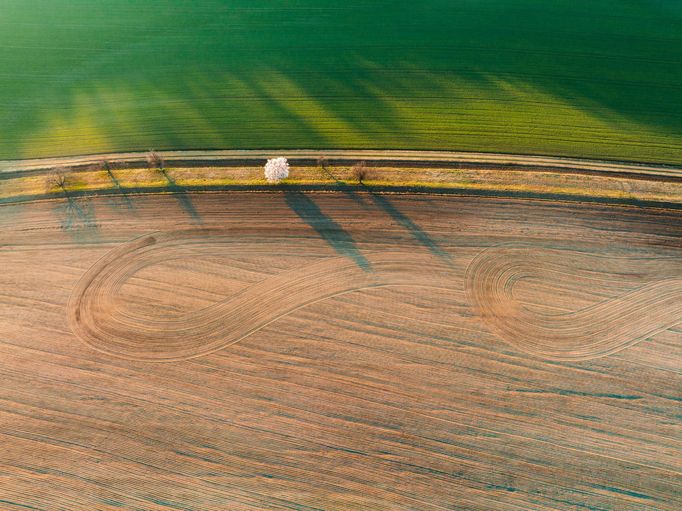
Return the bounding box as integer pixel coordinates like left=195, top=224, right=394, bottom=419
left=2, top=1, right=681, bottom=163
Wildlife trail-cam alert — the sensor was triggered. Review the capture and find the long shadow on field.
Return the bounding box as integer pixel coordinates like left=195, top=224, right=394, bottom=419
left=104, top=162, right=135, bottom=212
left=284, top=191, right=370, bottom=271
left=367, top=191, right=452, bottom=265
left=53, top=192, right=99, bottom=243
left=318, top=160, right=368, bottom=208
left=161, top=170, right=203, bottom=225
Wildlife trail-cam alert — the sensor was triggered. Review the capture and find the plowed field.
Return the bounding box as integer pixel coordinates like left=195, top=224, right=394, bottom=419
left=0, top=192, right=680, bottom=510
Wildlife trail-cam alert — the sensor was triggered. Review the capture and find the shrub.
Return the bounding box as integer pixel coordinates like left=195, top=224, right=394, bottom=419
left=146, top=150, right=164, bottom=172
left=264, top=157, right=290, bottom=183
left=352, top=161, right=369, bottom=183
left=48, top=167, right=68, bottom=192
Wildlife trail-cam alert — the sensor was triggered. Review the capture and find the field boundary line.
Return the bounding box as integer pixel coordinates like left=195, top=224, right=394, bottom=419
left=2, top=149, right=682, bottom=180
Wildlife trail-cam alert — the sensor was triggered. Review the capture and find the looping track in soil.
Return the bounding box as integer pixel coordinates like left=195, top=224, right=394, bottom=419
left=465, top=244, right=682, bottom=361
left=68, top=230, right=458, bottom=362
left=70, top=229, right=682, bottom=363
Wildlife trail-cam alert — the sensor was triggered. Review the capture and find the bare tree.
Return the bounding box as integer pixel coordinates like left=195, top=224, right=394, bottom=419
left=146, top=150, right=165, bottom=172
left=352, top=161, right=369, bottom=184
left=47, top=167, right=69, bottom=193
left=45, top=166, right=93, bottom=230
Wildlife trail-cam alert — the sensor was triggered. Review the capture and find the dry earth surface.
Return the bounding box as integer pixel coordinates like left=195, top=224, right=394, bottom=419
left=0, top=191, right=680, bottom=510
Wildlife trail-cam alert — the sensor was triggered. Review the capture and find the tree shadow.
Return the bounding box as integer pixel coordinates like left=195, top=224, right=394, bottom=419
left=104, top=163, right=135, bottom=212
left=366, top=190, right=452, bottom=266
left=161, top=170, right=203, bottom=225
left=317, top=160, right=368, bottom=208
left=284, top=190, right=370, bottom=271
left=53, top=193, right=99, bottom=243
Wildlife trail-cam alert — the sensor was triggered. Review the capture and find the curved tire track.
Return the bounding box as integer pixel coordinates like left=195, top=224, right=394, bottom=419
left=70, top=231, right=682, bottom=363
left=465, top=245, right=682, bottom=360
left=68, top=230, right=458, bottom=362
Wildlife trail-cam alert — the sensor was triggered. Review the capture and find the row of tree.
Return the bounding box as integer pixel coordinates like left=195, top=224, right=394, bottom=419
left=265, top=157, right=370, bottom=184
left=47, top=152, right=372, bottom=191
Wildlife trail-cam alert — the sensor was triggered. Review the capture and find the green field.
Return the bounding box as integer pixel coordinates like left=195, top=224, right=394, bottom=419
left=2, top=1, right=682, bottom=163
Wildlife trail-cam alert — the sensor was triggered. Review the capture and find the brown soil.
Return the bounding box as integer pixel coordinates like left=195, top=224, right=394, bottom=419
left=0, top=191, right=680, bottom=510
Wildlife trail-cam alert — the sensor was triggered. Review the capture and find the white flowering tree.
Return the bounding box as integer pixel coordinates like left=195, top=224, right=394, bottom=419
left=264, top=157, right=290, bottom=183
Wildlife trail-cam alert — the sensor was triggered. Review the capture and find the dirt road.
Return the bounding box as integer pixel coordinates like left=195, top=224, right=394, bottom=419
left=2, top=149, right=682, bottom=180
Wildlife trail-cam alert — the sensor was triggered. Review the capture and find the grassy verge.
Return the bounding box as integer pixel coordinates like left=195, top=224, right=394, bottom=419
left=1, top=163, right=681, bottom=207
